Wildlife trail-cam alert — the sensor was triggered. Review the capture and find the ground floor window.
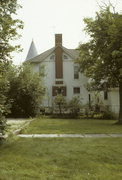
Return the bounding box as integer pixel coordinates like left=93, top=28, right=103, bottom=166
left=52, top=86, right=67, bottom=96
left=73, top=87, right=80, bottom=94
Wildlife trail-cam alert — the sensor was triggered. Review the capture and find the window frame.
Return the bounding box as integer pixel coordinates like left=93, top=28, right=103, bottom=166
left=74, top=65, right=79, bottom=79
left=73, top=87, right=80, bottom=94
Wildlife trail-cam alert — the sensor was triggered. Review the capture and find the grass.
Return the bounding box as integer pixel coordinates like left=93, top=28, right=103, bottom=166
left=6, top=120, right=29, bottom=134
left=0, top=137, right=122, bottom=180
left=1, top=117, right=122, bottom=179
left=21, top=117, right=122, bottom=134
left=6, top=119, right=32, bottom=137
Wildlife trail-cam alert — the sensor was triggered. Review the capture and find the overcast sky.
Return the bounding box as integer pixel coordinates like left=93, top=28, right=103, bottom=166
left=12, top=0, right=122, bottom=65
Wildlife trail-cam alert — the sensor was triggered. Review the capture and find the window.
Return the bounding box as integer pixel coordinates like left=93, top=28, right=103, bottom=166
left=39, top=65, right=44, bottom=76
left=73, top=87, right=80, bottom=94
left=52, top=86, right=67, bottom=96
left=50, top=55, right=55, bottom=60
left=64, top=55, right=68, bottom=59
left=74, top=66, right=79, bottom=79
left=55, top=81, right=63, bottom=84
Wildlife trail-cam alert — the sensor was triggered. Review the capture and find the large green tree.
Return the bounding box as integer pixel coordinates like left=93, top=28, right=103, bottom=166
left=0, top=0, right=23, bottom=62
left=53, top=94, right=67, bottom=115
left=0, top=0, right=23, bottom=136
left=8, top=64, right=45, bottom=118
left=77, top=5, right=122, bottom=124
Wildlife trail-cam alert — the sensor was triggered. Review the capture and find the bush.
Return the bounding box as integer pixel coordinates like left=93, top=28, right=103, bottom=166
left=0, top=65, right=10, bottom=138
left=68, top=97, right=82, bottom=118
left=100, top=110, right=115, bottom=120
left=8, top=64, right=45, bottom=118
left=53, top=94, right=67, bottom=115
left=0, top=115, right=6, bottom=135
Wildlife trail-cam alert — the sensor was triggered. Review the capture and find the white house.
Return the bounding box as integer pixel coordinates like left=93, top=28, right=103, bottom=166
left=90, top=89, right=119, bottom=115
left=25, top=34, right=119, bottom=116
left=25, top=34, right=89, bottom=107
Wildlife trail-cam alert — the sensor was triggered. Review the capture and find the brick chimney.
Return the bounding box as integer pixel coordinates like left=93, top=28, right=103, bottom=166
left=55, top=34, right=62, bottom=47
left=52, top=34, right=67, bottom=96
left=55, top=34, right=63, bottom=79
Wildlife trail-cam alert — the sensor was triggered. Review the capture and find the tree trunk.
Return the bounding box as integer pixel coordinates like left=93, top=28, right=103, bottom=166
left=118, top=81, right=122, bottom=124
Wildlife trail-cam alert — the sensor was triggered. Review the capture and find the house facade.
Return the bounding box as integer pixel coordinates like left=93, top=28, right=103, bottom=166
left=25, top=34, right=119, bottom=116
left=90, top=89, right=119, bottom=115
left=25, top=34, right=89, bottom=108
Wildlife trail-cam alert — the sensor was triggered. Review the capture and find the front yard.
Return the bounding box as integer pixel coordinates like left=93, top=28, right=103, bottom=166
left=6, top=119, right=32, bottom=136
left=21, top=117, right=122, bottom=134
left=0, top=137, right=122, bottom=180
left=0, top=117, right=122, bottom=180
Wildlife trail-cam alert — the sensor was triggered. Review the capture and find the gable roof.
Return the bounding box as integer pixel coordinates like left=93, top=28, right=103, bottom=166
left=25, top=46, right=79, bottom=63
left=63, top=47, right=79, bottom=59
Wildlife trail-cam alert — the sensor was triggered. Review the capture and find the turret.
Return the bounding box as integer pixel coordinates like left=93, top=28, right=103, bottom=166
left=25, top=40, right=38, bottom=61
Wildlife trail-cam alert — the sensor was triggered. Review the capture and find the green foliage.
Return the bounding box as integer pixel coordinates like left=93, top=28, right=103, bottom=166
left=0, top=62, right=45, bottom=120
left=0, top=0, right=23, bottom=62
left=93, top=110, right=114, bottom=120
left=53, top=96, right=83, bottom=118
left=78, top=6, right=122, bottom=86
left=77, top=4, right=122, bottom=123
left=83, top=92, right=114, bottom=119
left=0, top=116, right=6, bottom=135
left=68, top=97, right=82, bottom=117
left=0, top=63, right=12, bottom=136
left=53, top=94, right=67, bottom=115
left=0, top=0, right=23, bottom=139
left=8, top=64, right=45, bottom=118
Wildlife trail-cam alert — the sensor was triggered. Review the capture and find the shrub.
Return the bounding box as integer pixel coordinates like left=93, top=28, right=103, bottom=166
left=8, top=64, right=45, bottom=118
left=0, top=65, right=10, bottom=142
left=53, top=94, right=67, bottom=115
left=68, top=97, right=82, bottom=118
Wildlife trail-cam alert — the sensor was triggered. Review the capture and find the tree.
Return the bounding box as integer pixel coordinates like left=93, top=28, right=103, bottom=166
left=8, top=64, right=45, bottom=117
left=53, top=94, right=67, bottom=115
left=0, top=62, right=13, bottom=138
left=0, top=0, right=23, bottom=136
left=68, top=97, right=82, bottom=118
left=0, top=70, right=9, bottom=135
left=0, top=0, right=23, bottom=62
left=77, top=4, right=122, bottom=124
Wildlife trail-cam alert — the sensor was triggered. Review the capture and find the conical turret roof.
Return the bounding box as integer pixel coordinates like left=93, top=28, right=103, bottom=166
left=26, top=40, right=38, bottom=61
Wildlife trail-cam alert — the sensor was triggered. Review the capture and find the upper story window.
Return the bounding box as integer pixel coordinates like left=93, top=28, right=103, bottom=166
left=39, top=64, right=45, bottom=76
left=50, top=55, right=55, bottom=60
left=63, top=55, right=68, bottom=59
left=74, top=65, right=79, bottom=79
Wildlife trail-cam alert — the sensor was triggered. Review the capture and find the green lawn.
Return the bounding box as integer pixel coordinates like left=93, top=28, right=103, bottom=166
left=6, top=119, right=30, bottom=135
left=21, top=117, right=122, bottom=134
left=0, top=138, right=122, bottom=180
left=1, top=118, right=122, bottom=179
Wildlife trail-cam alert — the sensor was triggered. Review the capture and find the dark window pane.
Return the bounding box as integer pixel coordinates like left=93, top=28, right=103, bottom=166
left=74, top=66, right=79, bottom=79
left=73, top=87, right=80, bottom=94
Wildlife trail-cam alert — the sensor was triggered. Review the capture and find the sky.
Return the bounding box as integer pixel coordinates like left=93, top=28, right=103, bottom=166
left=12, top=0, right=122, bottom=65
